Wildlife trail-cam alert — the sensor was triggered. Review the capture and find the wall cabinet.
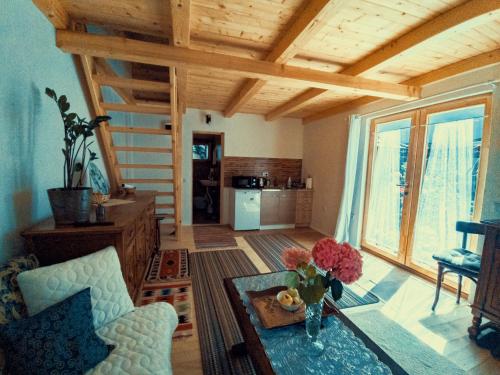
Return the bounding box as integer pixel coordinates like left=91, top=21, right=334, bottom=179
left=260, top=190, right=313, bottom=227
left=22, top=192, right=156, bottom=301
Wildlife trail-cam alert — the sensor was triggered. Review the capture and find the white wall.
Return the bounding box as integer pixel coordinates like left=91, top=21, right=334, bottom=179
left=0, top=0, right=108, bottom=262
left=182, top=109, right=304, bottom=224
left=303, top=64, right=500, bottom=236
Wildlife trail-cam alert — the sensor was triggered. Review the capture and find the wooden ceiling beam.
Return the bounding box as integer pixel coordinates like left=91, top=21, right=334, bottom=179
left=223, top=0, right=348, bottom=118
left=169, top=0, right=191, bottom=113
left=32, top=0, right=69, bottom=29
left=56, top=31, right=421, bottom=101
left=266, top=0, right=499, bottom=120
left=94, top=74, right=171, bottom=92
left=265, top=88, right=326, bottom=121
left=302, top=49, right=500, bottom=124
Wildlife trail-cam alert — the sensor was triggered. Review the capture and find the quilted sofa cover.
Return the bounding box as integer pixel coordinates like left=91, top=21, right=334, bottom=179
left=17, top=246, right=134, bottom=329
left=89, top=302, right=178, bottom=375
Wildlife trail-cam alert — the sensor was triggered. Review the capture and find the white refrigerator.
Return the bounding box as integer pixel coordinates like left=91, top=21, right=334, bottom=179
left=229, top=189, right=261, bottom=230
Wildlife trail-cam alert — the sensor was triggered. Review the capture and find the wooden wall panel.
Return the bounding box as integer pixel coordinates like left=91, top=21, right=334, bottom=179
left=223, top=157, right=302, bottom=187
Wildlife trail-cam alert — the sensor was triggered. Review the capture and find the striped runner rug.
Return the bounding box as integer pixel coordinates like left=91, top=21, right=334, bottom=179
left=191, top=250, right=257, bottom=375
left=193, top=225, right=238, bottom=249
left=244, top=233, right=380, bottom=309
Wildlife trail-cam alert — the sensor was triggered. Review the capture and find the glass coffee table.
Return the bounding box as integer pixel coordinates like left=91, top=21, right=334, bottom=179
left=223, top=271, right=407, bottom=375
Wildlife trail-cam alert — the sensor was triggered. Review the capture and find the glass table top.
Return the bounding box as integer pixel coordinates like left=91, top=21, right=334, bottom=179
left=232, top=271, right=393, bottom=375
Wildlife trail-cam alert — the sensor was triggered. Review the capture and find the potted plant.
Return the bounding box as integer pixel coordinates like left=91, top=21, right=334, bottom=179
left=45, top=88, right=111, bottom=225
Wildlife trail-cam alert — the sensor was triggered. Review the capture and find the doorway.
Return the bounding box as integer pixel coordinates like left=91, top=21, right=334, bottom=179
left=192, top=132, right=223, bottom=225
left=362, top=95, right=491, bottom=284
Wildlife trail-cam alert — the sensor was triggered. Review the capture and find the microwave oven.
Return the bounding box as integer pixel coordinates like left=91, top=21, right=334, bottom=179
left=232, top=176, right=258, bottom=189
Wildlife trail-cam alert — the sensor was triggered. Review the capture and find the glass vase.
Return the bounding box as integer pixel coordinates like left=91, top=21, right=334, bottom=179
left=304, top=297, right=325, bottom=356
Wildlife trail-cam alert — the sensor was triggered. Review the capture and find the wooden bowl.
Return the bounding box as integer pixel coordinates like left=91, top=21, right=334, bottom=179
left=276, top=290, right=303, bottom=312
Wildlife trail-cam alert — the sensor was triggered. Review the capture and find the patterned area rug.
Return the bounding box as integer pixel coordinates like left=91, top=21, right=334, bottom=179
left=193, top=225, right=238, bottom=249
left=138, top=280, right=193, bottom=338
left=146, top=249, right=190, bottom=281
left=244, top=233, right=380, bottom=309
left=191, top=250, right=257, bottom=375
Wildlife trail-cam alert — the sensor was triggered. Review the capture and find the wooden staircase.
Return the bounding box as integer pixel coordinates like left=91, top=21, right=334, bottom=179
left=77, top=54, right=183, bottom=240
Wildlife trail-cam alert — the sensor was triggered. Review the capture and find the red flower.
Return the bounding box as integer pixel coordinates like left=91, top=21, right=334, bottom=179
left=312, top=238, right=363, bottom=284
left=281, top=247, right=312, bottom=270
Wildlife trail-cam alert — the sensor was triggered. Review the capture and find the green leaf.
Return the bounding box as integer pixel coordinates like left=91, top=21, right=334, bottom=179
left=331, top=279, right=343, bottom=301
left=65, top=113, right=77, bottom=122
left=94, top=115, right=111, bottom=123
left=298, top=283, right=326, bottom=305
left=45, top=87, right=57, bottom=100
left=75, top=162, right=83, bottom=172
left=285, top=272, right=299, bottom=288
left=306, top=265, right=316, bottom=279
left=317, top=274, right=330, bottom=289
left=57, top=95, right=70, bottom=113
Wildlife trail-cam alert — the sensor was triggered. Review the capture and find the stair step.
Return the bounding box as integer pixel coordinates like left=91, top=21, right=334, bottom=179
left=159, top=213, right=176, bottom=219
left=94, top=74, right=171, bottom=92
left=101, top=102, right=170, bottom=115
left=113, top=146, right=172, bottom=153
left=118, top=164, right=173, bottom=170
left=121, top=178, right=174, bottom=184
left=156, top=204, right=175, bottom=209
left=108, top=126, right=171, bottom=135
left=155, top=192, right=175, bottom=197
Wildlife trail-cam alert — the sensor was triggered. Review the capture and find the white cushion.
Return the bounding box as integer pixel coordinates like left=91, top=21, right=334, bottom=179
left=17, top=246, right=134, bottom=329
left=87, top=302, right=178, bottom=375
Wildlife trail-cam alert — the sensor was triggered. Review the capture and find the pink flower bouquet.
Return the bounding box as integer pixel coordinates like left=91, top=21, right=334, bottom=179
left=282, top=238, right=363, bottom=303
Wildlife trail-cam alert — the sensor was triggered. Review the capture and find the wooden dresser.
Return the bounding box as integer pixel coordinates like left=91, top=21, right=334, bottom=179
left=21, top=192, right=156, bottom=301
left=468, top=220, right=500, bottom=339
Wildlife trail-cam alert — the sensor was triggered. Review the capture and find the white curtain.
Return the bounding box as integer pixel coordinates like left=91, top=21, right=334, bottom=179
left=412, top=119, right=474, bottom=265
left=335, top=115, right=361, bottom=242
left=364, top=130, right=402, bottom=253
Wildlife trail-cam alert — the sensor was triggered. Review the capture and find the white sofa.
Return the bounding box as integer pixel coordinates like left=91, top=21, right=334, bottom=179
left=88, top=302, right=177, bottom=374
left=13, top=247, right=178, bottom=374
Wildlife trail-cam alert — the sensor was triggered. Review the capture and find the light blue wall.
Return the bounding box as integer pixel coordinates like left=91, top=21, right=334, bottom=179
left=0, top=1, right=107, bottom=262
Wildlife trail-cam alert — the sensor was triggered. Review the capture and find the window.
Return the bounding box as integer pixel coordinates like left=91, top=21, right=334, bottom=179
left=362, top=94, right=491, bottom=282
left=192, top=144, right=209, bottom=160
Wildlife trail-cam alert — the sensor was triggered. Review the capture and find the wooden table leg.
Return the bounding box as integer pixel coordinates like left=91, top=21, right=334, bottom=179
left=231, top=342, right=248, bottom=356
left=468, top=314, right=482, bottom=340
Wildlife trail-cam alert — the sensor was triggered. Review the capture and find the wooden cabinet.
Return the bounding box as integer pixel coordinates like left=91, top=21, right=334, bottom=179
left=260, top=191, right=280, bottom=225
left=295, top=190, right=313, bottom=227
left=278, top=191, right=297, bottom=224
left=260, top=190, right=312, bottom=226
left=22, top=192, right=156, bottom=302
left=468, top=221, right=500, bottom=339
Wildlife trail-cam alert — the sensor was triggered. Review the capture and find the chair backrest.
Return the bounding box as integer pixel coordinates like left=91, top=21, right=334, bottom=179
left=456, top=221, right=486, bottom=249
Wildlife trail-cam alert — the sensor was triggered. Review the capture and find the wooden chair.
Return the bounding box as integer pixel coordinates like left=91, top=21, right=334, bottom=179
left=431, top=221, right=486, bottom=311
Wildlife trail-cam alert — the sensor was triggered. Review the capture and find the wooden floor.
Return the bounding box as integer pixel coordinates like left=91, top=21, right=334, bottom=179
left=161, top=226, right=499, bottom=375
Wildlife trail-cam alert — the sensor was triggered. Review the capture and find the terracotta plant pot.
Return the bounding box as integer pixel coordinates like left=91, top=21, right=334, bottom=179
left=47, top=187, right=93, bottom=225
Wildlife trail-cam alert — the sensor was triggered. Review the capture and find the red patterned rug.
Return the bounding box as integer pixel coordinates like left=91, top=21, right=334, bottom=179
left=139, top=280, right=193, bottom=338
left=146, top=249, right=190, bottom=281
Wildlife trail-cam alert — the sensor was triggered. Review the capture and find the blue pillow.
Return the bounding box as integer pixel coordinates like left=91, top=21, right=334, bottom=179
left=0, top=288, right=113, bottom=374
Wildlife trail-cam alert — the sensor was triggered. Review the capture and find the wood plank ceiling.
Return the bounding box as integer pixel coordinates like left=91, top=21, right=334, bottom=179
left=46, top=0, right=499, bottom=123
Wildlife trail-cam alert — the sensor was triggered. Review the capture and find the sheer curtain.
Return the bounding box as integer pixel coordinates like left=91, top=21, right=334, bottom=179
left=334, top=115, right=370, bottom=246
left=364, top=130, right=402, bottom=253
left=412, top=119, right=474, bottom=265
left=335, top=115, right=361, bottom=243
